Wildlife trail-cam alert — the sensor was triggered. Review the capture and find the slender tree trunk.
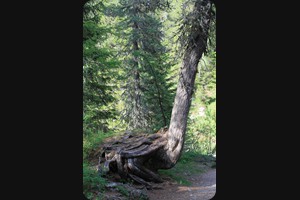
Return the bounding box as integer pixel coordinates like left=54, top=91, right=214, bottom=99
left=148, top=65, right=168, bottom=127
left=155, top=82, right=167, bottom=126
left=132, top=19, right=143, bottom=129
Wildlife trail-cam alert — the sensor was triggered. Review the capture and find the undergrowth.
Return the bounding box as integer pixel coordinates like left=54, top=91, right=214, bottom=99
left=83, top=131, right=119, bottom=160
left=158, top=151, right=205, bottom=186
left=116, top=185, right=129, bottom=197
left=83, top=131, right=120, bottom=199
left=83, top=162, right=106, bottom=199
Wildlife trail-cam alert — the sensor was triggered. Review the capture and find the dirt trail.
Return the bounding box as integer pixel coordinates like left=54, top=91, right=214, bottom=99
left=101, top=160, right=216, bottom=200
left=147, top=167, right=216, bottom=200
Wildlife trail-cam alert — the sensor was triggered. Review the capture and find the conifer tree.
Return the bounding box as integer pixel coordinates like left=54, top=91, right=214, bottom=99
left=118, top=0, right=173, bottom=131
left=83, top=0, right=118, bottom=133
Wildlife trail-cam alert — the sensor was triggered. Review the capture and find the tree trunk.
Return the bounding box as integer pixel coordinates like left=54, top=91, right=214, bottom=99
left=131, top=17, right=146, bottom=129
left=158, top=0, right=214, bottom=168
left=133, top=33, right=142, bottom=128
left=93, top=0, right=214, bottom=187
left=148, top=65, right=168, bottom=127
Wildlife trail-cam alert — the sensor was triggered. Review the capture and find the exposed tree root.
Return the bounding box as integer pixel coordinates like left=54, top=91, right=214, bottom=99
left=90, top=128, right=169, bottom=188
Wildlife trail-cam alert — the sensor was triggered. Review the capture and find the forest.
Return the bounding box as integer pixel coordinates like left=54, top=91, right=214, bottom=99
left=83, top=0, right=216, bottom=199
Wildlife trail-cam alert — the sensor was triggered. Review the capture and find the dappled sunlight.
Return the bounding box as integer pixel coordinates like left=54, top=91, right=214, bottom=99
left=177, top=184, right=216, bottom=192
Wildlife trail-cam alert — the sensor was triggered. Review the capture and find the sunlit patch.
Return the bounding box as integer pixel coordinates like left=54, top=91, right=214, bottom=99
left=177, top=184, right=216, bottom=193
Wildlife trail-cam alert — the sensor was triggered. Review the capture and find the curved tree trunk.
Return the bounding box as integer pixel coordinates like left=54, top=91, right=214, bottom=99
left=93, top=0, right=214, bottom=187
left=164, top=0, right=214, bottom=167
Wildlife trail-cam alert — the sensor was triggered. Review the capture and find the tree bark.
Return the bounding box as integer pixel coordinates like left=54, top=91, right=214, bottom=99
left=131, top=18, right=144, bottom=129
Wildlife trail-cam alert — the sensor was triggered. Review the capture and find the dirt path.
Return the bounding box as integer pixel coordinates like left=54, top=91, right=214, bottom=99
left=147, top=168, right=216, bottom=200
left=100, top=160, right=216, bottom=200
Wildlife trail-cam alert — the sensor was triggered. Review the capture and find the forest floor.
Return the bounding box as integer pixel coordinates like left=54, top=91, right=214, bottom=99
left=100, top=155, right=216, bottom=200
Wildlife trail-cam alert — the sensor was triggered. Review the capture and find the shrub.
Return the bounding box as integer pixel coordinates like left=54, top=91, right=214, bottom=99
left=83, top=162, right=106, bottom=199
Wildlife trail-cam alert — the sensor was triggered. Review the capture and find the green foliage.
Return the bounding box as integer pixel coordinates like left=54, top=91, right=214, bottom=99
left=186, top=50, right=216, bottom=155
left=83, top=131, right=118, bottom=160
left=115, top=0, right=175, bottom=131
left=177, top=0, right=215, bottom=55
left=83, top=162, right=106, bottom=199
left=116, top=185, right=129, bottom=197
left=83, top=130, right=118, bottom=199
left=158, top=152, right=204, bottom=186
left=83, top=0, right=119, bottom=134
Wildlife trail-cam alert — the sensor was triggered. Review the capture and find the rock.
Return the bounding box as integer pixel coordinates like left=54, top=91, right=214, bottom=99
left=103, top=194, right=123, bottom=200
left=106, top=182, right=121, bottom=188
left=128, top=187, right=149, bottom=200
left=105, top=181, right=150, bottom=200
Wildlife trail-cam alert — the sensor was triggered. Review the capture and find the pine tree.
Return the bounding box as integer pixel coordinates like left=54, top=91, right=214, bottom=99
left=83, top=0, right=118, bottom=134
left=117, top=0, right=174, bottom=131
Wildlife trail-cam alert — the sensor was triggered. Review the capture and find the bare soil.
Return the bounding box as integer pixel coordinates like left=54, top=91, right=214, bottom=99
left=147, top=165, right=216, bottom=200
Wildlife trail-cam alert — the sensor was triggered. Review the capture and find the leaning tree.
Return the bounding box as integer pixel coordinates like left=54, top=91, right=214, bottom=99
left=91, top=0, right=215, bottom=187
